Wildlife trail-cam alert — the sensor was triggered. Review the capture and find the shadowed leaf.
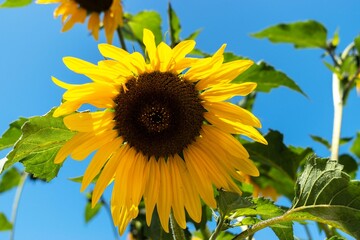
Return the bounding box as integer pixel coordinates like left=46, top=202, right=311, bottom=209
left=168, top=3, right=181, bottom=46
left=287, top=157, right=360, bottom=239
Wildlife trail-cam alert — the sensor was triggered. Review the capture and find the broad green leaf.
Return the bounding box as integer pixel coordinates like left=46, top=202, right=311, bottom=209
left=0, top=117, right=28, bottom=151
left=252, top=20, right=327, bottom=49
left=351, top=132, right=360, bottom=159
left=0, top=213, right=12, bottom=231
left=85, top=193, right=102, bottom=223
left=287, top=157, right=360, bottom=239
left=327, top=236, right=347, bottom=240
left=231, top=198, right=293, bottom=240
left=0, top=0, right=31, bottom=8
left=243, top=130, right=313, bottom=199
left=216, top=190, right=254, bottom=217
left=168, top=3, right=181, bottom=46
left=3, top=109, right=76, bottom=181
left=124, top=11, right=162, bottom=47
left=0, top=167, right=21, bottom=193
left=310, top=135, right=331, bottom=149
left=233, top=61, right=306, bottom=96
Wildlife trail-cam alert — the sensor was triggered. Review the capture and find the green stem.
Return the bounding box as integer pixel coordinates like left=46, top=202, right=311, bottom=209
left=330, top=73, right=343, bottom=161
left=170, top=212, right=185, bottom=240
left=200, top=225, right=212, bottom=240
left=101, top=197, right=119, bottom=240
left=10, top=172, right=28, bottom=240
left=232, top=215, right=288, bottom=240
left=116, top=27, right=127, bottom=51
left=209, top=215, right=225, bottom=240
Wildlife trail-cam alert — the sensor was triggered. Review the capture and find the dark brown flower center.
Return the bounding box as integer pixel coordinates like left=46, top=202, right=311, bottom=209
left=74, top=0, right=113, bottom=13
left=113, top=71, right=205, bottom=158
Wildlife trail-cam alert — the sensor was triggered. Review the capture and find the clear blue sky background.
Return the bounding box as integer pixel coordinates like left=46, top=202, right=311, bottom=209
left=0, top=0, right=359, bottom=239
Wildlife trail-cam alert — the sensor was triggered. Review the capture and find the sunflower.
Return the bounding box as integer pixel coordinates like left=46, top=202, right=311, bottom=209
left=37, top=0, right=123, bottom=43
left=52, top=29, right=267, bottom=234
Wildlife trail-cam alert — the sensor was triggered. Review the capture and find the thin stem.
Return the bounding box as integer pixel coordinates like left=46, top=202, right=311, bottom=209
left=209, top=215, right=225, bottom=240
left=10, top=172, right=28, bottom=240
left=101, top=197, right=119, bottom=240
left=116, top=27, right=127, bottom=51
left=232, top=215, right=288, bottom=240
left=170, top=212, right=185, bottom=240
left=330, top=73, right=343, bottom=161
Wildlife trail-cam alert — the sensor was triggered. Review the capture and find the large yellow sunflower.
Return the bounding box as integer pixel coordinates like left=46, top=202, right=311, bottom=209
left=52, top=29, right=267, bottom=234
left=37, top=0, right=123, bottom=43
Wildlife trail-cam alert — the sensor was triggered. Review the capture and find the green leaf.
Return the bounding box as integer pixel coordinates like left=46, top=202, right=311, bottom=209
left=3, top=109, right=76, bottom=181
left=243, top=130, right=313, bottom=199
left=338, top=154, right=358, bottom=178
left=85, top=194, right=102, bottom=223
left=354, top=35, right=360, bottom=54
left=232, top=198, right=293, bottom=240
left=323, top=61, right=340, bottom=76
left=331, top=29, right=340, bottom=47
left=351, top=132, right=360, bottom=159
left=0, top=213, right=12, bottom=231
left=216, top=190, right=254, bottom=217
left=0, top=0, right=31, bottom=8
left=0, top=167, right=21, bottom=193
left=287, top=156, right=360, bottom=239
left=0, top=117, right=28, bottom=151
left=124, top=11, right=162, bottom=47
left=233, top=61, right=306, bottom=96
left=251, top=20, right=327, bottom=49
left=168, top=2, right=181, bottom=46
left=310, top=135, right=331, bottom=149
left=185, top=29, right=202, bottom=41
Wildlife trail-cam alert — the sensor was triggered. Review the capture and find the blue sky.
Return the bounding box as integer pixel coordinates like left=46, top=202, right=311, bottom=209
left=0, top=0, right=359, bottom=239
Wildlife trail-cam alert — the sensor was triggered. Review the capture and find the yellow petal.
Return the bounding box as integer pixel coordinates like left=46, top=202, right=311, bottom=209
left=92, top=145, right=128, bottom=207
left=183, top=148, right=217, bottom=208
left=70, top=130, right=118, bottom=160
left=157, top=157, right=172, bottom=232
left=203, top=101, right=261, bottom=128
left=196, top=60, right=253, bottom=90
left=88, top=13, right=100, bottom=40
left=204, top=111, right=267, bottom=144
left=143, top=29, right=157, bottom=66
left=54, top=132, right=91, bottom=164
left=168, top=155, right=186, bottom=229
left=63, top=111, right=114, bottom=133
left=81, top=137, right=123, bottom=191
left=157, top=42, right=174, bottom=72
left=172, top=40, right=196, bottom=62
left=144, top=156, right=160, bottom=226
left=174, top=154, right=202, bottom=222
left=98, top=43, right=130, bottom=61
left=201, top=82, right=257, bottom=101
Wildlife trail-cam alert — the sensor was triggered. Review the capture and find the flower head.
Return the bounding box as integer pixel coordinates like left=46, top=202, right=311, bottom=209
left=37, top=0, right=123, bottom=43
left=53, top=29, right=267, bottom=234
